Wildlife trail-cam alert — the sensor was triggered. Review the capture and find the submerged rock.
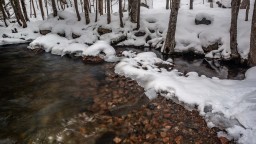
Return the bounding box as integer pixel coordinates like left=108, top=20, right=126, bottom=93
left=82, top=56, right=104, bottom=64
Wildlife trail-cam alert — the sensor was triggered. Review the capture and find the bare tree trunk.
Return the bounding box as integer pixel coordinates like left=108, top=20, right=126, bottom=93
left=249, top=1, right=256, bottom=66
left=99, top=0, right=103, bottom=15
left=80, top=0, right=83, bottom=12
left=31, top=0, right=37, bottom=18
left=129, top=0, right=137, bottom=23
left=230, top=0, right=241, bottom=60
left=166, top=0, right=169, bottom=9
left=240, top=0, right=247, bottom=9
left=74, top=0, right=81, bottom=21
left=95, top=0, right=98, bottom=22
left=39, top=0, right=45, bottom=20
left=189, top=0, right=193, bottom=9
left=0, top=0, right=8, bottom=27
left=45, top=0, right=49, bottom=16
left=136, top=0, right=140, bottom=29
left=105, top=0, right=107, bottom=13
left=20, top=0, right=29, bottom=21
left=84, top=0, right=90, bottom=24
left=107, top=0, right=111, bottom=23
left=119, top=0, right=123, bottom=27
left=10, top=0, right=22, bottom=26
left=245, top=0, right=250, bottom=21
left=163, top=0, right=180, bottom=54
left=51, top=0, right=58, bottom=17
left=13, top=0, right=27, bottom=28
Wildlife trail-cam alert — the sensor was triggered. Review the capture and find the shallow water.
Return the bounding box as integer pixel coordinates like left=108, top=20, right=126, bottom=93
left=0, top=45, right=247, bottom=143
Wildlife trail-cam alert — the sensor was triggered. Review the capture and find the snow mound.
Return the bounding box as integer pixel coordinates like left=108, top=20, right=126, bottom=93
left=115, top=51, right=256, bottom=144
left=83, top=41, right=118, bottom=62
left=245, top=67, right=256, bottom=80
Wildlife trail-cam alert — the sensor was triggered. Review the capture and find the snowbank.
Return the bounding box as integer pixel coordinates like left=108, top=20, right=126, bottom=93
left=115, top=51, right=256, bottom=144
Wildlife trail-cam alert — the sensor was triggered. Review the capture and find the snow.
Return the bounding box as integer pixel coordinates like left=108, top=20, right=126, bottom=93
left=195, top=12, right=214, bottom=22
left=115, top=50, right=256, bottom=144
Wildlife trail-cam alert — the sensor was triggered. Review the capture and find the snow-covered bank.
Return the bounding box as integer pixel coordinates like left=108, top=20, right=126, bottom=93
left=115, top=51, right=256, bottom=144
left=1, top=0, right=255, bottom=60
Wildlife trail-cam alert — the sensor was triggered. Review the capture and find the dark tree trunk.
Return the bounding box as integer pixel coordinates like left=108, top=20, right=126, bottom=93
left=230, top=0, right=241, bottom=60
left=190, top=0, right=193, bottom=9
left=129, top=0, right=137, bottom=23
left=245, top=0, right=250, bottom=21
left=13, top=0, right=27, bottom=28
left=107, top=0, right=111, bottom=24
left=74, top=0, right=81, bottom=21
left=95, top=0, right=98, bottom=22
left=10, top=0, right=22, bottom=26
left=0, top=0, right=8, bottom=27
left=240, top=0, right=248, bottom=9
left=136, top=0, right=140, bottom=29
left=84, top=0, right=90, bottom=24
left=99, top=0, right=103, bottom=15
left=21, top=0, right=29, bottom=21
left=163, top=0, right=180, bottom=54
left=39, top=0, right=45, bottom=20
left=51, top=0, right=58, bottom=17
left=249, top=1, right=256, bottom=66
left=166, top=0, right=169, bottom=9
left=119, top=0, right=123, bottom=27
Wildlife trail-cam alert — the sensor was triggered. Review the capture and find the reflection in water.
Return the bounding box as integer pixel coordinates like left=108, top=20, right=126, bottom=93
left=0, top=45, right=248, bottom=143
left=0, top=44, right=105, bottom=143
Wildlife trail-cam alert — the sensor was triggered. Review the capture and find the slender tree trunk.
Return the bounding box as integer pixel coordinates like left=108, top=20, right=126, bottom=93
left=230, top=0, right=241, bottom=60
left=95, top=0, right=98, bottom=22
left=240, top=0, right=248, bottom=9
left=51, top=0, right=58, bottom=17
left=80, top=0, right=83, bottom=12
left=31, top=0, right=37, bottom=18
left=190, top=0, right=193, bottom=9
left=99, top=0, right=103, bottom=15
left=249, top=1, right=256, bottom=66
left=105, top=0, right=107, bottom=13
left=163, top=0, right=180, bottom=54
left=166, top=0, right=169, bottom=9
left=74, top=0, right=81, bottom=21
left=20, top=0, right=29, bottom=21
left=45, top=0, right=49, bottom=16
left=14, top=0, right=27, bottom=28
left=129, top=0, right=137, bottom=23
left=84, top=0, right=90, bottom=24
left=136, top=0, right=140, bottom=29
left=119, top=0, right=123, bottom=27
left=245, top=0, right=250, bottom=21
left=0, top=0, right=8, bottom=27
left=10, top=0, right=22, bottom=26
left=39, top=0, right=45, bottom=20
left=107, top=0, right=111, bottom=24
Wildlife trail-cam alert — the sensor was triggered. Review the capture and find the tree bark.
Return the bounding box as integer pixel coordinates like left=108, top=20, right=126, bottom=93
left=166, top=0, right=169, bottom=9
left=95, top=0, right=98, bottom=22
left=20, top=0, right=29, bottom=21
left=84, top=0, right=90, bottom=24
left=45, top=0, right=49, bottom=15
left=31, top=0, right=37, bottom=18
left=230, top=0, right=241, bottom=60
left=136, top=0, right=140, bottom=29
left=99, top=0, right=103, bottom=15
left=245, top=0, right=250, bottom=21
left=107, top=0, right=111, bottom=24
left=74, top=0, right=81, bottom=21
left=119, top=0, right=123, bottom=27
left=129, top=0, right=137, bottom=23
left=249, top=1, right=256, bottom=66
left=189, top=0, right=193, bottom=9
left=51, top=0, right=58, bottom=17
left=163, top=0, right=180, bottom=54
left=39, top=0, right=45, bottom=20
left=0, top=0, right=8, bottom=27
left=10, top=0, right=22, bottom=26
left=13, top=0, right=27, bottom=28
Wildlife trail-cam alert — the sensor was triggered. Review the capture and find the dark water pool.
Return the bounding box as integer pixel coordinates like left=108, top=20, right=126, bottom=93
left=0, top=45, right=247, bottom=143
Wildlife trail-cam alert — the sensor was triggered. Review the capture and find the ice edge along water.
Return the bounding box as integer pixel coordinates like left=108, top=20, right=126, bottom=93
left=28, top=33, right=256, bottom=144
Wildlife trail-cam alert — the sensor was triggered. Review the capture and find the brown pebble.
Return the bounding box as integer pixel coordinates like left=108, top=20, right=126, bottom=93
left=219, top=137, right=229, bottom=144
left=174, top=135, right=182, bottom=144
left=113, top=137, right=122, bottom=143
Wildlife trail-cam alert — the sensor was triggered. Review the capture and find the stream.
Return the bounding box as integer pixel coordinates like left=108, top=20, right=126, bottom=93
left=0, top=44, right=247, bottom=143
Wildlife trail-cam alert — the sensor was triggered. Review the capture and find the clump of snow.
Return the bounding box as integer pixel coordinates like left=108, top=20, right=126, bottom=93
left=115, top=51, right=256, bottom=144
left=195, top=13, right=214, bottom=22
left=83, top=41, right=118, bottom=62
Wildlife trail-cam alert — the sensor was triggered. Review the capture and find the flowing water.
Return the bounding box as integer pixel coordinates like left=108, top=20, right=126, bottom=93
left=0, top=45, right=247, bottom=143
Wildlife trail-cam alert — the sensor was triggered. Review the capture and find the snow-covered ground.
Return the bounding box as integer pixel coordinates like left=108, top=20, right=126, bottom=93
left=2, top=0, right=256, bottom=143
